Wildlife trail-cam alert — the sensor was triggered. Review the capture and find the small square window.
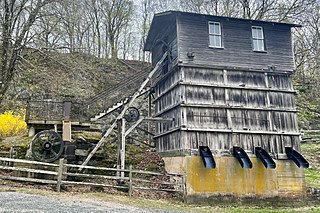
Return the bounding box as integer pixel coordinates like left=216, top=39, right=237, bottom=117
left=209, top=22, right=222, bottom=48
left=252, top=26, right=265, bottom=51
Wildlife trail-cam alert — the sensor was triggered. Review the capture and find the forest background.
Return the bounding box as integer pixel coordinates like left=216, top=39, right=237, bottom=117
left=0, top=0, right=319, bottom=130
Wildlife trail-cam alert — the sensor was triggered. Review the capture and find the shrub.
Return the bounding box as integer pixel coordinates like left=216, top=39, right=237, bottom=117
left=0, top=110, right=27, bottom=138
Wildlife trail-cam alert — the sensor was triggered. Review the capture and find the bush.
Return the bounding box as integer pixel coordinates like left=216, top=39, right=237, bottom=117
left=0, top=110, right=27, bottom=138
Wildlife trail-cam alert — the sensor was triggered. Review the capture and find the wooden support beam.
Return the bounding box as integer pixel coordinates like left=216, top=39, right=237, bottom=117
left=121, top=118, right=126, bottom=178
left=116, top=119, right=121, bottom=177
left=127, top=136, right=155, bottom=148
left=125, top=117, right=144, bottom=137
left=148, top=94, right=152, bottom=146
left=136, top=126, right=155, bottom=136
left=143, top=117, right=174, bottom=123
left=180, top=81, right=297, bottom=94
left=153, top=127, right=301, bottom=138
left=180, top=103, right=297, bottom=113
left=179, top=63, right=293, bottom=74
left=79, top=52, right=168, bottom=171
left=180, top=127, right=301, bottom=136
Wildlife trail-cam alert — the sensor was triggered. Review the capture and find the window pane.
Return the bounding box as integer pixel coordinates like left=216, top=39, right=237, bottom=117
left=252, top=28, right=258, bottom=38
left=209, top=22, right=221, bottom=35
left=213, top=23, right=221, bottom=35
left=253, top=39, right=265, bottom=51
left=209, top=24, right=215, bottom=34
left=209, top=35, right=214, bottom=46
left=257, top=40, right=264, bottom=51
left=214, top=35, right=221, bottom=47
left=257, top=28, right=263, bottom=39
left=210, top=35, right=221, bottom=47
left=253, top=39, right=259, bottom=50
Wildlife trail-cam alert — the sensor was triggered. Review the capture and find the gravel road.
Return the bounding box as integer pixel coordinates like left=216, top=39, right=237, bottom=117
left=0, top=192, right=181, bottom=213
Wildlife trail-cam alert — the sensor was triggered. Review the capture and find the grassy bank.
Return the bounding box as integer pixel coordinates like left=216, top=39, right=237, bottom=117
left=301, top=142, right=320, bottom=187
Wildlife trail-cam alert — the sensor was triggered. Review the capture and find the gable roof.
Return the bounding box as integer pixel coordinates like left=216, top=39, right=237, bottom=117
left=144, top=10, right=301, bottom=51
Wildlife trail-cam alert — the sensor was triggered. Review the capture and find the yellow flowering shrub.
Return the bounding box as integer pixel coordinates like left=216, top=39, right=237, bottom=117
left=0, top=111, right=27, bottom=138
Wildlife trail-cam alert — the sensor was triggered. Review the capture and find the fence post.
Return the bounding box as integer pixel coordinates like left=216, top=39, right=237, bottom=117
left=128, top=165, right=133, bottom=197
left=182, top=174, right=187, bottom=203
left=56, top=158, right=64, bottom=192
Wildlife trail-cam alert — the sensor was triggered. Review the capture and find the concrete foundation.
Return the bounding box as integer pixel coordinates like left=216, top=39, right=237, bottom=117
left=163, top=156, right=307, bottom=203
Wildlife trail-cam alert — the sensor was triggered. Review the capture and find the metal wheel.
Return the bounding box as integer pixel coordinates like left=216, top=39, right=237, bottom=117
left=124, top=107, right=140, bottom=122
left=31, top=130, right=64, bottom=163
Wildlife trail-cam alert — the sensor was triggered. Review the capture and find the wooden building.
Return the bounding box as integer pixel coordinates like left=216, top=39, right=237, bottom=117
left=145, top=11, right=308, bottom=202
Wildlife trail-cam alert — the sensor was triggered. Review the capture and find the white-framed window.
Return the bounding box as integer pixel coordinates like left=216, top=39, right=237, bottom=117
left=209, top=22, right=222, bottom=48
left=251, top=26, right=265, bottom=51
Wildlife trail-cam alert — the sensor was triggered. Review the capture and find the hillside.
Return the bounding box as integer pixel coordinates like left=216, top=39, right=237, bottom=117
left=2, top=49, right=150, bottom=112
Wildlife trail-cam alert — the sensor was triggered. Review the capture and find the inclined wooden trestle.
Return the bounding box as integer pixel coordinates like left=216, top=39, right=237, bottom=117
left=79, top=52, right=168, bottom=171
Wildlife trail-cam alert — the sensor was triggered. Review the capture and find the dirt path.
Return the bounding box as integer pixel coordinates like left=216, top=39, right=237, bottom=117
left=0, top=192, right=181, bottom=213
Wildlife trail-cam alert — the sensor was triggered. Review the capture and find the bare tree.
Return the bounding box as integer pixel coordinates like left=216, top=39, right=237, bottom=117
left=33, top=3, right=63, bottom=50
left=101, top=0, right=133, bottom=58
left=54, top=0, right=92, bottom=53
left=86, top=0, right=103, bottom=57
left=0, top=0, right=57, bottom=105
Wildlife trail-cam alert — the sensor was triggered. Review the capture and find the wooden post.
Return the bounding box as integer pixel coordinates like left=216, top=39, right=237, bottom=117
left=25, top=100, right=30, bottom=123
left=116, top=165, right=120, bottom=178
left=28, top=126, right=35, bottom=137
left=56, top=158, right=64, bottom=192
left=182, top=174, right=187, bottom=203
left=129, top=165, right=133, bottom=196
left=63, top=101, right=72, bottom=141
left=116, top=119, right=122, bottom=177
left=148, top=94, right=152, bottom=145
left=121, top=118, right=126, bottom=178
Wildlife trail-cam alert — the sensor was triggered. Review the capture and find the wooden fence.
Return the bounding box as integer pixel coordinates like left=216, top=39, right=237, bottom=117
left=301, top=130, right=320, bottom=143
left=0, top=157, right=186, bottom=198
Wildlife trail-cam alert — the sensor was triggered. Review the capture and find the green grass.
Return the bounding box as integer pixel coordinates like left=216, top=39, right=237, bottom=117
left=301, top=143, right=320, bottom=154
left=300, top=142, right=320, bottom=187
left=305, top=168, right=320, bottom=187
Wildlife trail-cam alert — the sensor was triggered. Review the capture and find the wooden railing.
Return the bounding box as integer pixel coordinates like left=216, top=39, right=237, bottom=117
left=302, top=130, right=320, bottom=143
left=0, top=157, right=186, bottom=198
left=25, top=100, right=87, bottom=122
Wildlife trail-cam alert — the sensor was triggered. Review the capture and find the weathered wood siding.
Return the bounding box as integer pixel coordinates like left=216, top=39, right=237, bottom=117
left=154, top=66, right=184, bottom=152
left=181, top=132, right=300, bottom=155
left=149, top=12, right=299, bottom=157
left=151, top=21, right=177, bottom=68
left=155, top=108, right=182, bottom=152
left=177, top=14, right=294, bottom=71
left=154, top=65, right=300, bottom=157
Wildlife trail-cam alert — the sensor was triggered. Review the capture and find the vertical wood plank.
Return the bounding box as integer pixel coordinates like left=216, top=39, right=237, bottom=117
left=121, top=118, right=126, bottom=178
left=56, top=158, right=64, bottom=192
left=129, top=165, right=133, bottom=197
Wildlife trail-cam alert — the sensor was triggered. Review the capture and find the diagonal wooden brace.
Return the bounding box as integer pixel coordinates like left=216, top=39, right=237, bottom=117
left=79, top=52, right=168, bottom=171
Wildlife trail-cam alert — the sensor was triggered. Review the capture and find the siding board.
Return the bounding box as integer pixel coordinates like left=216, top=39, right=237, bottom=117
left=149, top=12, right=299, bottom=158
left=177, top=14, right=294, bottom=71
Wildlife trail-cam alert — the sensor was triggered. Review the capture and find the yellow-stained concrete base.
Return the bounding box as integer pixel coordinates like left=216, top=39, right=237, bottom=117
left=163, top=156, right=306, bottom=201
